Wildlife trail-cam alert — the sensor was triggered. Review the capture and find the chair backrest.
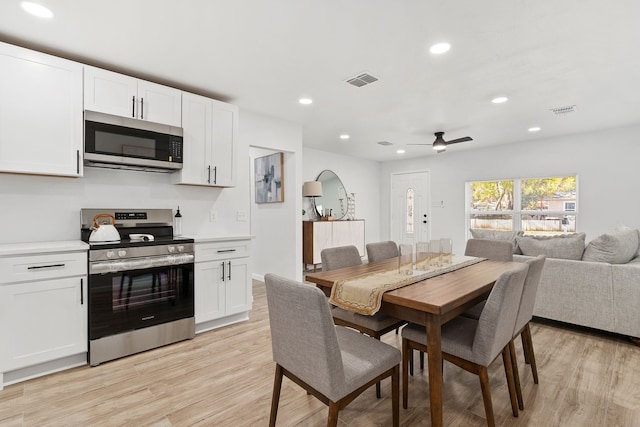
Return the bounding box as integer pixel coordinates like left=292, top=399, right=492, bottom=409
left=366, top=241, right=399, bottom=262
left=514, top=255, right=546, bottom=334
left=321, top=245, right=362, bottom=271
left=472, top=264, right=528, bottom=366
left=465, top=238, right=514, bottom=262
left=264, top=273, right=347, bottom=399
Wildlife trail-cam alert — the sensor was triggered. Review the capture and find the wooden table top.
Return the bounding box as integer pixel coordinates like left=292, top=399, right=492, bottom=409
left=305, top=258, right=521, bottom=316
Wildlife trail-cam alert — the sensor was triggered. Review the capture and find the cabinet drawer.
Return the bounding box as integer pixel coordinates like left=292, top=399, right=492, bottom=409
left=0, top=252, right=87, bottom=284
left=195, top=240, right=251, bottom=262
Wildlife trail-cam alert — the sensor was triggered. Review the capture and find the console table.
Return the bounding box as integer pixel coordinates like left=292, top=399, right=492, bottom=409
left=302, top=220, right=365, bottom=271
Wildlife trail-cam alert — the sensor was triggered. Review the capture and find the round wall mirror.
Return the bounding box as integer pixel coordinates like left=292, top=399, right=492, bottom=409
left=313, top=170, right=348, bottom=219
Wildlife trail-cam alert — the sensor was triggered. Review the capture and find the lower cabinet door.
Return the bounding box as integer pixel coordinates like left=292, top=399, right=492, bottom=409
left=225, top=258, right=251, bottom=315
left=194, top=261, right=225, bottom=324
left=0, top=276, right=87, bottom=371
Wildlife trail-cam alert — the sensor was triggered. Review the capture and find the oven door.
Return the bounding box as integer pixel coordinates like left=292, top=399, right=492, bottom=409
left=89, top=256, right=194, bottom=340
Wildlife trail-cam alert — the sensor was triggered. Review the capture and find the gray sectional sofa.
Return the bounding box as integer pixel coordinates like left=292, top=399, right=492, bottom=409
left=470, top=228, right=640, bottom=340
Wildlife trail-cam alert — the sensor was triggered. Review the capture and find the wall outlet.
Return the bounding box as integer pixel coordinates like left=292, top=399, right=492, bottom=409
left=209, top=210, right=217, bottom=222
left=236, top=210, right=248, bottom=221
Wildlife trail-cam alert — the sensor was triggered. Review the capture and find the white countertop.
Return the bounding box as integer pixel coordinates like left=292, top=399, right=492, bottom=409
left=0, top=240, right=89, bottom=257
left=190, top=235, right=254, bottom=243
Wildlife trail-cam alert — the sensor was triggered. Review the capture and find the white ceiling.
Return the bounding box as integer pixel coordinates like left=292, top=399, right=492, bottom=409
left=1, top=0, right=639, bottom=161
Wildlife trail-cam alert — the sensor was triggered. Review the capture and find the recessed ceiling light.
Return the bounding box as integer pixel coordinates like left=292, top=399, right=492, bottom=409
left=491, top=96, right=509, bottom=104
left=429, top=43, right=451, bottom=54
left=396, top=149, right=406, bottom=154
left=339, top=134, right=350, bottom=140
left=528, top=127, right=541, bottom=132
left=298, top=98, right=313, bottom=105
left=21, top=2, right=53, bottom=18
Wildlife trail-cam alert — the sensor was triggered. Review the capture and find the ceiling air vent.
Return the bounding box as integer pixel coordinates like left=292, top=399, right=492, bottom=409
left=550, top=105, right=578, bottom=115
left=377, top=141, right=393, bottom=146
left=347, top=72, right=379, bottom=87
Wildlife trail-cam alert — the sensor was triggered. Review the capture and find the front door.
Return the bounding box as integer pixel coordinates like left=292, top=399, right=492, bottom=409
left=390, top=171, right=430, bottom=247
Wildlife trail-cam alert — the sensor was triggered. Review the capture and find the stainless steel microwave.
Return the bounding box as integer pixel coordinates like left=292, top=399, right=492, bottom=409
left=84, top=110, right=183, bottom=172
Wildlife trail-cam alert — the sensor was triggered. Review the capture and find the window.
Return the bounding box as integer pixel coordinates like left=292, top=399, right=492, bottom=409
left=406, top=188, right=414, bottom=234
left=467, top=175, right=577, bottom=236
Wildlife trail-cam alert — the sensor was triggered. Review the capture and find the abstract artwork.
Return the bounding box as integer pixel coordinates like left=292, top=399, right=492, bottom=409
left=255, top=152, right=284, bottom=203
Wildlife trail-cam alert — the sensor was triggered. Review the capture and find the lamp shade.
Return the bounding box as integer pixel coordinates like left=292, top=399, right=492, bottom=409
left=303, top=181, right=323, bottom=197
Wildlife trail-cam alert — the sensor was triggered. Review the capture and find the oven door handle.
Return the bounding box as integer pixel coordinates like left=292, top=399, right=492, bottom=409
left=90, top=253, right=194, bottom=274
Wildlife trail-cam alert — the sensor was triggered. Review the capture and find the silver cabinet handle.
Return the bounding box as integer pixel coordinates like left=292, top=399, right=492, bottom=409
left=132, top=96, right=136, bottom=117
left=27, top=263, right=65, bottom=270
left=80, top=278, right=84, bottom=305
left=221, top=261, right=225, bottom=281
left=207, top=165, right=211, bottom=184
left=217, top=249, right=236, bottom=253
left=227, top=261, right=231, bottom=280
left=77, top=150, right=80, bottom=174
left=213, top=166, right=217, bottom=184
left=140, top=97, right=144, bottom=119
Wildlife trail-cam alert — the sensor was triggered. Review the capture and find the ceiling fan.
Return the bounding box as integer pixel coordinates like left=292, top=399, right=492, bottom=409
left=409, top=131, right=473, bottom=153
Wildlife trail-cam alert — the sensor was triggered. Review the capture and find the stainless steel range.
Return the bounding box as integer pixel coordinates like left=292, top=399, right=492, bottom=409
left=81, top=208, right=195, bottom=366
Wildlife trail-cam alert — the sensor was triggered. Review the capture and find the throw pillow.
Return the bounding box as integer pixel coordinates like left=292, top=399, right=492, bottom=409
left=516, top=233, right=586, bottom=260
left=582, top=228, right=639, bottom=264
left=469, top=229, right=523, bottom=254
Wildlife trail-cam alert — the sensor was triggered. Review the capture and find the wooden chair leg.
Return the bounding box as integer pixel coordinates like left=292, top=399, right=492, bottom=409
left=501, top=347, right=519, bottom=418
left=509, top=340, right=524, bottom=410
left=478, top=366, right=496, bottom=427
left=269, top=365, right=283, bottom=427
left=402, top=338, right=410, bottom=409
left=521, top=329, right=530, bottom=364
left=392, top=365, right=400, bottom=427
left=327, top=401, right=340, bottom=427
left=523, top=323, right=539, bottom=384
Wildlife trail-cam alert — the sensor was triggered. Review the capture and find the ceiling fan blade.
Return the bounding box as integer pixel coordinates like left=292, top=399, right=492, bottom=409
left=445, top=136, right=473, bottom=145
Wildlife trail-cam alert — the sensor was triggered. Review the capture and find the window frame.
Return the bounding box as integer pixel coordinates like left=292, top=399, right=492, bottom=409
left=466, top=175, right=578, bottom=238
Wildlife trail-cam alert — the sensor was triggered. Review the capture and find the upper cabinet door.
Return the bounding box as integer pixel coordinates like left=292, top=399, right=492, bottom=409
left=0, top=42, right=83, bottom=177
left=173, top=92, right=211, bottom=185
left=209, top=100, right=238, bottom=187
left=84, top=66, right=138, bottom=118
left=84, top=66, right=181, bottom=127
left=137, top=80, right=182, bottom=127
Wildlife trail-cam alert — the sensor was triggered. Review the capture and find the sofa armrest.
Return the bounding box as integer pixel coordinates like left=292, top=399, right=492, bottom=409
left=611, top=263, right=640, bottom=338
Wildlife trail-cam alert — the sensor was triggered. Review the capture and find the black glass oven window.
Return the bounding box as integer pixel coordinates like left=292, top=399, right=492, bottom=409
left=112, top=269, right=181, bottom=311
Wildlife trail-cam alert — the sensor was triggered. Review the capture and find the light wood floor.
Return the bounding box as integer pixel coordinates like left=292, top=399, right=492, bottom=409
left=1, top=280, right=639, bottom=426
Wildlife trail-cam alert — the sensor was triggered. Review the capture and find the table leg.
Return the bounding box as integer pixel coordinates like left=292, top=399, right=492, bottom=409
left=426, top=314, right=443, bottom=427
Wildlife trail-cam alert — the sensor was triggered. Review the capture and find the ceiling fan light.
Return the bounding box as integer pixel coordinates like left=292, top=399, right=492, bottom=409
left=433, top=140, right=446, bottom=152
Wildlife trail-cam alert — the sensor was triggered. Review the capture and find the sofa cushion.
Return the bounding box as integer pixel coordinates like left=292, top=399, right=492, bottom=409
left=469, top=229, right=523, bottom=254
left=516, top=233, right=586, bottom=260
left=582, top=229, right=639, bottom=264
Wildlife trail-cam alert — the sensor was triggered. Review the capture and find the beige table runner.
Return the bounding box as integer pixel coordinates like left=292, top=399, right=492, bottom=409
left=329, top=255, right=485, bottom=315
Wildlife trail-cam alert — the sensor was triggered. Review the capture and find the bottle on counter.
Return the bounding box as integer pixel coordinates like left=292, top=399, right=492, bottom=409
left=174, top=206, right=183, bottom=236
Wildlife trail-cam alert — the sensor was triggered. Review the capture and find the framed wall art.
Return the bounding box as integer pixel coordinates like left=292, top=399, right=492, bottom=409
left=255, top=152, right=284, bottom=203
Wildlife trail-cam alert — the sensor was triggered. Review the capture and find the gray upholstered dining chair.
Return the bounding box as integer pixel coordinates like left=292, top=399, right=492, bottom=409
left=264, top=274, right=400, bottom=427
left=465, top=238, right=514, bottom=262
left=321, top=245, right=406, bottom=398
left=461, top=254, right=546, bottom=410
left=462, top=238, right=515, bottom=320
left=508, top=254, right=546, bottom=409
left=366, top=241, right=399, bottom=262
left=401, top=263, right=529, bottom=426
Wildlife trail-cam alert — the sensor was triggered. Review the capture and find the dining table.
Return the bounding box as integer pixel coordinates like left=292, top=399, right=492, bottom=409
left=305, top=256, right=521, bottom=427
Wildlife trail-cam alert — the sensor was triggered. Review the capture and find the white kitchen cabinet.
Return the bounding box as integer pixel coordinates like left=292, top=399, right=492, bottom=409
left=172, top=92, right=238, bottom=187
left=0, top=42, right=83, bottom=177
left=0, top=246, right=88, bottom=388
left=84, top=66, right=182, bottom=127
left=194, top=239, right=252, bottom=333
left=302, top=220, right=365, bottom=271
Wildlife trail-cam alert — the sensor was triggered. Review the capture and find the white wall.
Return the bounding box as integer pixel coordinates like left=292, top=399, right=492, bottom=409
left=303, top=148, right=382, bottom=245
left=380, top=124, right=640, bottom=255
left=246, top=111, right=303, bottom=281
